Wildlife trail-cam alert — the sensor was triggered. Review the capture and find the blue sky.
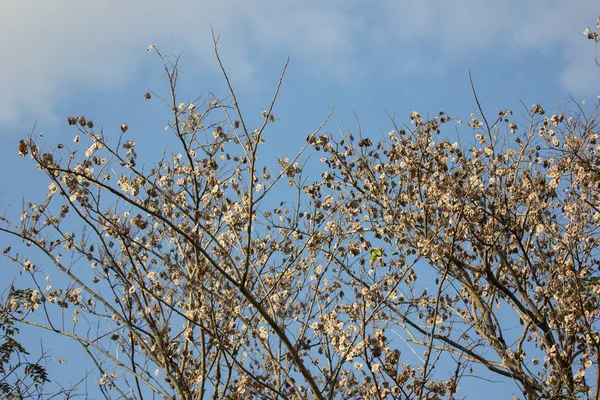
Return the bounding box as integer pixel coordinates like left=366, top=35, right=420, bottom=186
left=1, top=1, right=599, bottom=398
left=1, top=1, right=598, bottom=199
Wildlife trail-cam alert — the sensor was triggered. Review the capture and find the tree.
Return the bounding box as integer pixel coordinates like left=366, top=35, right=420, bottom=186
left=584, top=15, right=600, bottom=66
left=0, top=287, right=49, bottom=400
left=1, top=21, right=600, bottom=399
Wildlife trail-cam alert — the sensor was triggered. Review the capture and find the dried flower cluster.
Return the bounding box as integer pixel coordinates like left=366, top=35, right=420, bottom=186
left=584, top=15, right=600, bottom=67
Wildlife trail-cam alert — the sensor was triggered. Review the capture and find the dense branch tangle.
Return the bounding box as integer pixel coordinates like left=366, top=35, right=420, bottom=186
left=305, top=101, right=600, bottom=399
left=4, top=23, right=600, bottom=400
left=5, top=47, right=333, bottom=398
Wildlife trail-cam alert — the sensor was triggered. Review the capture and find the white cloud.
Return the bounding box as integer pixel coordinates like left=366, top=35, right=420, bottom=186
left=387, top=1, right=600, bottom=92
left=0, top=0, right=597, bottom=126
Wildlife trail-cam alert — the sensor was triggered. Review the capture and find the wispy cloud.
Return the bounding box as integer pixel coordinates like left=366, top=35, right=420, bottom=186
left=1, top=1, right=597, bottom=126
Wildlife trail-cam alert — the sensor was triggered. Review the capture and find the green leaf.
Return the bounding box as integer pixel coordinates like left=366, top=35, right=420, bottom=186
left=369, top=247, right=383, bottom=266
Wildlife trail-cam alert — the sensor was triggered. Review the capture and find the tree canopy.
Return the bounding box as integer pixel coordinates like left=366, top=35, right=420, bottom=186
left=1, top=17, right=600, bottom=400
